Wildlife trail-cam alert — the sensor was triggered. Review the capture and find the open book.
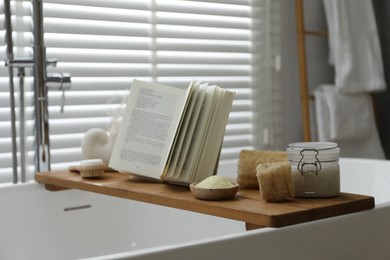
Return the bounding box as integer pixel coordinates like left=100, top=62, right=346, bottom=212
left=109, top=79, right=235, bottom=185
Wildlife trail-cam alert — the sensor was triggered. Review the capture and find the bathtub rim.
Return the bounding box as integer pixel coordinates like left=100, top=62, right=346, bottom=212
left=86, top=201, right=389, bottom=260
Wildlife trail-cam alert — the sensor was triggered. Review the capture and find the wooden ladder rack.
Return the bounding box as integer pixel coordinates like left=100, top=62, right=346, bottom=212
left=295, top=0, right=328, bottom=141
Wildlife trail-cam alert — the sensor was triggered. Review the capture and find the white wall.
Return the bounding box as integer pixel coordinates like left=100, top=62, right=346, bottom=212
left=280, top=0, right=334, bottom=146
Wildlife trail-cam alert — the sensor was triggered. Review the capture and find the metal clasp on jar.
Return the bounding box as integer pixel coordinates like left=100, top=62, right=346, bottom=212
left=297, top=149, right=322, bottom=194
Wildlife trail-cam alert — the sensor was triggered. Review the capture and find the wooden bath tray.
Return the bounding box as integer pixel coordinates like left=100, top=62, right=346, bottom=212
left=35, top=170, right=375, bottom=228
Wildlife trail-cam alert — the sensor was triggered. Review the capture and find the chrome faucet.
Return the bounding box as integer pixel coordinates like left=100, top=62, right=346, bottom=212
left=32, top=0, right=72, bottom=172
left=4, top=0, right=72, bottom=178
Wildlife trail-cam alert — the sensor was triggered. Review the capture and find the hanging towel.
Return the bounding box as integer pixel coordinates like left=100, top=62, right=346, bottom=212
left=314, top=85, right=385, bottom=159
left=323, top=0, right=386, bottom=93
left=323, top=86, right=372, bottom=141
left=314, top=86, right=331, bottom=143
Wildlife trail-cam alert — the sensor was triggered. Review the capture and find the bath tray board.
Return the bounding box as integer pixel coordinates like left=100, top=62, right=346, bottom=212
left=35, top=170, right=375, bottom=228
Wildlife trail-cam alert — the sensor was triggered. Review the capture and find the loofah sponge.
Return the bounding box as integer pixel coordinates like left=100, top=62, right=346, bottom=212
left=237, top=150, right=288, bottom=188
left=256, top=162, right=294, bottom=202
left=79, top=159, right=106, bottom=178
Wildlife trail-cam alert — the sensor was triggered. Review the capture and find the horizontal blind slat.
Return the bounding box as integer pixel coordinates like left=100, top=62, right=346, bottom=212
left=47, top=48, right=151, bottom=63
left=45, top=33, right=151, bottom=50
left=44, top=3, right=150, bottom=24
left=156, top=0, right=251, bottom=18
left=48, top=63, right=152, bottom=77
left=156, top=12, right=250, bottom=30
left=45, top=18, right=151, bottom=37
left=45, top=0, right=150, bottom=10
left=156, top=25, right=250, bottom=41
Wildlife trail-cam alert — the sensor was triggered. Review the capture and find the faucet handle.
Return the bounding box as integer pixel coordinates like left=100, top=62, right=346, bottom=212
left=60, top=86, right=66, bottom=113
left=59, top=73, right=71, bottom=113
left=46, top=72, right=71, bottom=113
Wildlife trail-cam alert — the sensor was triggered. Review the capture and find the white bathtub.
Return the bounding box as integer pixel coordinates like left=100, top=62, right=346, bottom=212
left=1, top=158, right=390, bottom=260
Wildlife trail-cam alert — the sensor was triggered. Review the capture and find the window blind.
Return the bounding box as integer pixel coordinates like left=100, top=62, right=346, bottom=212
left=251, top=0, right=284, bottom=150
left=1, top=0, right=281, bottom=183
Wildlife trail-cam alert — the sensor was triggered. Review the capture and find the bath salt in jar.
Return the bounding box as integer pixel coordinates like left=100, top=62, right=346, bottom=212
left=287, top=142, right=340, bottom=198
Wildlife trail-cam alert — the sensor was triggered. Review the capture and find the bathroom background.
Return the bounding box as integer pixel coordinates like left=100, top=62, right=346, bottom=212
left=1, top=0, right=389, bottom=183
left=281, top=0, right=390, bottom=159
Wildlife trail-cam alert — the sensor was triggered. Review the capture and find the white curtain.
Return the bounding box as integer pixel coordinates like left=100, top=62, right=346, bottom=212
left=0, top=0, right=282, bottom=183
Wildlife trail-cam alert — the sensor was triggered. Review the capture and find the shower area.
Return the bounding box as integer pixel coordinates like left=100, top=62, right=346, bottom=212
left=2, top=0, right=71, bottom=183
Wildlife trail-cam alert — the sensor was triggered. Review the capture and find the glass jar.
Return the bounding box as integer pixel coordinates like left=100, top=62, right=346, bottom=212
left=287, top=142, right=340, bottom=198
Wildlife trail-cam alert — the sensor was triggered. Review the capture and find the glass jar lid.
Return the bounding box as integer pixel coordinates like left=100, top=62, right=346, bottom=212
left=287, top=142, right=340, bottom=162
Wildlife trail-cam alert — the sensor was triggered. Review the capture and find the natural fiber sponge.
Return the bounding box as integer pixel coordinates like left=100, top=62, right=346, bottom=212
left=256, top=162, right=294, bottom=202
left=237, top=150, right=288, bottom=188
left=79, top=159, right=106, bottom=178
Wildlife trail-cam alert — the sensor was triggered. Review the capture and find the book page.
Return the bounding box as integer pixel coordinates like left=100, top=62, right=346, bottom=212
left=177, top=85, right=217, bottom=182
left=195, top=88, right=235, bottom=181
left=176, top=85, right=235, bottom=183
left=109, top=80, right=191, bottom=179
left=171, top=83, right=207, bottom=179
left=163, top=81, right=200, bottom=178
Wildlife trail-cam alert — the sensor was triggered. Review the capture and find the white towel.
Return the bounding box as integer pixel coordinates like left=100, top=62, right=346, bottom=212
left=314, top=85, right=385, bottom=159
left=323, top=86, right=372, bottom=141
left=323, top=0, right=386, bottom=93
left=314, top=86, right=332, bottom=143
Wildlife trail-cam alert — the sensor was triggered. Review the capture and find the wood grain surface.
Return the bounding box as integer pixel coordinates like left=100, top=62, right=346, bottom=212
left=35, top=170, right=375, bottom=227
